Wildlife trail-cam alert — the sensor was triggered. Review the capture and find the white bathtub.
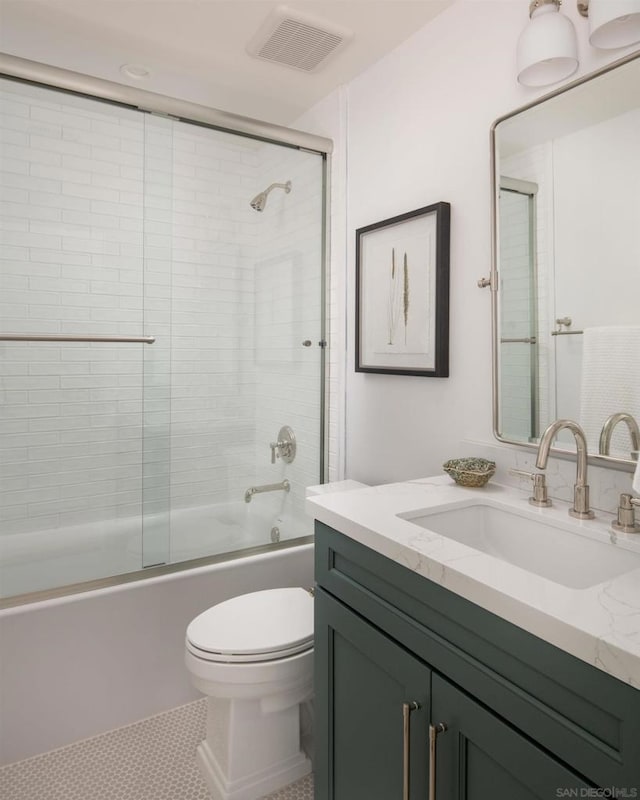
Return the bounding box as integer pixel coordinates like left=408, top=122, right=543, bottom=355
left=0, top=494, right=312, bottom=600
left=0, top=541, right=314, bottom=765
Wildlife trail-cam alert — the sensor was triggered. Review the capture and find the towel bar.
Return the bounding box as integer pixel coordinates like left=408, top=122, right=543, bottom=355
left=0, top=333, right=156, bottom=343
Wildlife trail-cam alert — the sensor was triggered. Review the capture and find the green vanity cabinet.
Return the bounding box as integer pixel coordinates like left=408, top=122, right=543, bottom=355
left=314, top=522, right=640, bottom=799
left=315, top=589, right=589, bottom=800
left=431, top=674, right=589, bottom=799
left=315, top=589, right=430, bottom=800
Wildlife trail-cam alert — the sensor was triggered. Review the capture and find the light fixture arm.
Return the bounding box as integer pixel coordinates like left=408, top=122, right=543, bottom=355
left=528, top=0, right=561, bottom=16
left=577, top=0, right=589, bottom=17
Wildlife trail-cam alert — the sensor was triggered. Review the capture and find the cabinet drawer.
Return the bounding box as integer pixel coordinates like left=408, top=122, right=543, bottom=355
left=315, top=522, right=640, bottom=789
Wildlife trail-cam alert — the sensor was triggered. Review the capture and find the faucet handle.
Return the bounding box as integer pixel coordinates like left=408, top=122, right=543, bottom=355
left=269, top=441, right=279, bottom=464
left=509, top=469, right=552, bottom=507
left=612, top=493, right=640, bottom=533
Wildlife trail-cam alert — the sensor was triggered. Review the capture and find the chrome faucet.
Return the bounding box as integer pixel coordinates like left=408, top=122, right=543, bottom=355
left=599, top=412, right=640, bottom=460
left=535, top=419, right=595, bottom=519
left=244, top=479, right=290, bottom=504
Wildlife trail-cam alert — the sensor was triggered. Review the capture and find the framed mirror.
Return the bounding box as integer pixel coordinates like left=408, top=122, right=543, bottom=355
left=491, top=52, right=640, bottom=466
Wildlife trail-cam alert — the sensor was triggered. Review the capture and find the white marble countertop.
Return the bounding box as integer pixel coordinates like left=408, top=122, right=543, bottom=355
left=307, top=477, right=640, bottom=690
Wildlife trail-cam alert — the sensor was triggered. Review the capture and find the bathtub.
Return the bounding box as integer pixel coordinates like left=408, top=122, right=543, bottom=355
left=0, top=494, right=312, bottom=600
left=0, top=540, right=314, bottom=765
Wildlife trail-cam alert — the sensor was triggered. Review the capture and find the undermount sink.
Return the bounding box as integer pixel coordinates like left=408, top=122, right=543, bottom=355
left=399, top=502, right=640, bottom=589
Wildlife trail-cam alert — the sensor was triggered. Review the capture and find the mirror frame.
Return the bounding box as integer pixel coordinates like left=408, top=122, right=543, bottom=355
left=489, top=50, right=640, bottom=471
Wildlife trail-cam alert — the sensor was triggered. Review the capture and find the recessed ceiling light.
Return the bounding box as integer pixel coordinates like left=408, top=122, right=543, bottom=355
left=120, top=64, right=151, bottom=80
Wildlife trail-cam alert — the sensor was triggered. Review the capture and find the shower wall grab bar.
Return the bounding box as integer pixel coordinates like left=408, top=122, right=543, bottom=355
left=0, top=333, right=156, bottom=343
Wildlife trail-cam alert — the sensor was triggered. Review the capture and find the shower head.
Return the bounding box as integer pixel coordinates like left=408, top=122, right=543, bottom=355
left=249, top=192, right=268, bottom=212
left=250, top=180, right=292, bottom=212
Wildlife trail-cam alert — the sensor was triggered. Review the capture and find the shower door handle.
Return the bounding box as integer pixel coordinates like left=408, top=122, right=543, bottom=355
left=0, top=333, right=155, bottom=343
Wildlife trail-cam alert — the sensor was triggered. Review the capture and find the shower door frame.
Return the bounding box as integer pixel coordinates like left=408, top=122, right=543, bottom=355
left=0, top=53, right=333, bottom=607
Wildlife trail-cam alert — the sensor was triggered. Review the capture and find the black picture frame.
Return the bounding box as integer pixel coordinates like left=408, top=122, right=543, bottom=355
left=355, top=202, right=450, bottom=377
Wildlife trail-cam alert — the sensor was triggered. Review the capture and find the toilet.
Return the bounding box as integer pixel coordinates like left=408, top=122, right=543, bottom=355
left=185, top=587, right=314, bottom=800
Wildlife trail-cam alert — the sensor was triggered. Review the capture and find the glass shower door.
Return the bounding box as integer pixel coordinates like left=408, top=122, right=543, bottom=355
left=498, top=180, right=540, bottom=442
left=155, top=118, right=326, bottom=563
left=0, top=79, right=153, bottom=595
left=248, top=143, right=326, bottom=546
left=0, top=74, right=328, bottom=599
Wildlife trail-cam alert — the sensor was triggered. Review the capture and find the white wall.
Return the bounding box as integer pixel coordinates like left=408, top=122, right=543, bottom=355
left=298, top=0, right=639, bottom=486
left=554, top=108, right=640, bottom=455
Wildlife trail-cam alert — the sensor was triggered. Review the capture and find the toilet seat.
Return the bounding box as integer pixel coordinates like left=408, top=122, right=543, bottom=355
left=186, top=587, right=314, bottom=664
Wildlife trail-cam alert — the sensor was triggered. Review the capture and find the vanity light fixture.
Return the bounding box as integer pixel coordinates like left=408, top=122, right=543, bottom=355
left=517, top=0, right=579, bottom=87
left=578, top=0, right=640, bottom=49
left=518, top=0, right=640, bottom=86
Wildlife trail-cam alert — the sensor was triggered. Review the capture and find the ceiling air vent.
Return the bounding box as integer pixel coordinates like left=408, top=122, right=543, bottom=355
left=247, top=5, right=353, bottom=73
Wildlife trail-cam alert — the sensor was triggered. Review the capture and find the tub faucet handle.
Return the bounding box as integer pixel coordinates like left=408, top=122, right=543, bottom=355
left=269, top=426, right=296, bottom=465
left=269, top=441, right=280, bottom=464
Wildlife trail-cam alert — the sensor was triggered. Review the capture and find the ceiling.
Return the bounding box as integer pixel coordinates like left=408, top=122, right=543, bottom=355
left=0, top=0, right=454, bottom=125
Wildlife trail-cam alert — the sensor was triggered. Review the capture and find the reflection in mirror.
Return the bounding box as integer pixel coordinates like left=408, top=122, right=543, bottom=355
left=493, top=53, right=640, bottom=464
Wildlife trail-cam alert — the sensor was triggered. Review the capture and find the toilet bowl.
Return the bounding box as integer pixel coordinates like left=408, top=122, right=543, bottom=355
left=185, top=587, right=314, bottom=800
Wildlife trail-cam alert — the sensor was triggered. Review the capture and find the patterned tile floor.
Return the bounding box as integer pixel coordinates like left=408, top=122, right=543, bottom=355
left=0, top=699, right=313, bottom=800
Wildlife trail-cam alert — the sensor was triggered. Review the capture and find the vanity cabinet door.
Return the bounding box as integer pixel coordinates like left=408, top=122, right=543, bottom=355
left=431, top=673, right=592, bottom=800
left=315, top=588, right=431, bottom=800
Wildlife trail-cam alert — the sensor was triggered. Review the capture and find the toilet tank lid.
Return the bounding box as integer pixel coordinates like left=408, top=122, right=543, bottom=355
left=186, top=587, right=314, bottom=657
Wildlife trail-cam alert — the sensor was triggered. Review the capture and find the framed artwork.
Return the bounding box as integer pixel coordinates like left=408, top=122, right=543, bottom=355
left=355, top=202, right=450, bottom=377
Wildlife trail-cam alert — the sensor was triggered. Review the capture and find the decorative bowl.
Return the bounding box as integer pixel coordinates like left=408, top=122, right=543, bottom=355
left=442, top=457, right=496, bottom=488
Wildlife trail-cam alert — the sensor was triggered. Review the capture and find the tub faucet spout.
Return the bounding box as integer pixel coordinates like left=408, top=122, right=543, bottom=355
left=244, top=479, right=290, bottom=504
left=535, top=419, right=594, bottom=519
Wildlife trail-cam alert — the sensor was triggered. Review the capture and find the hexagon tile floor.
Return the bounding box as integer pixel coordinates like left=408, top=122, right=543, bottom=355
left=0, top=698, right=313, bottom=800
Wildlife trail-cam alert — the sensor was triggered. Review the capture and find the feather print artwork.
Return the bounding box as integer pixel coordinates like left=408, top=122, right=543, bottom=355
left=387, top=247, right=402, bottom=344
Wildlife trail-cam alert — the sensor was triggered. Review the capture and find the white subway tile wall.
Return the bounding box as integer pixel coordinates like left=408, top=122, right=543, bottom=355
left=251, top=145, right=324, bottom=534
left=0, top=81, right=147, bottom=564
left=0, top=79, right=326, bottom=592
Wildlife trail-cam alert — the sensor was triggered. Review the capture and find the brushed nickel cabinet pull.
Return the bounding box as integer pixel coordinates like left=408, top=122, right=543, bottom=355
left=402, top=701, right=420, bottom=800
left=428, top=723, right=447, bottom=800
